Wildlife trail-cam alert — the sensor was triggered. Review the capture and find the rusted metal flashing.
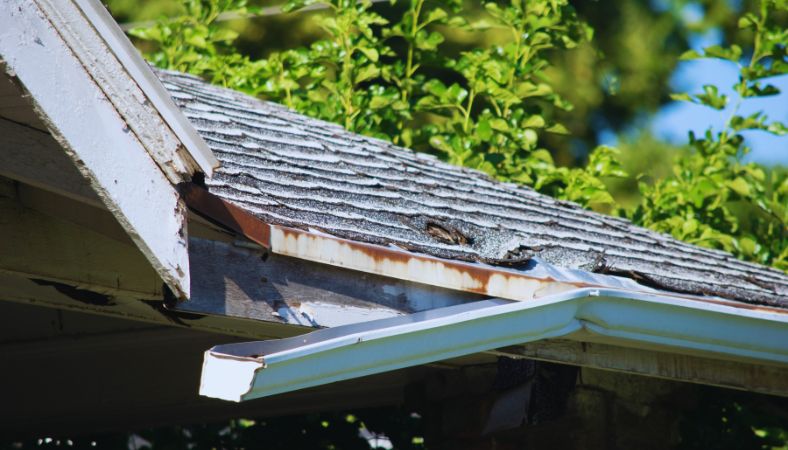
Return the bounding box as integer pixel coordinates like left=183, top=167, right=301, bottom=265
left=267, top=226, right=577, bottom=301
left=180, top=183, right=271, bottom=249
left=180, top=183, right=788, bottom=313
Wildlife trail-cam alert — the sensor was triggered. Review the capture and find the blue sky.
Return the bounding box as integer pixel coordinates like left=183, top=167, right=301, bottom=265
left=648, top=15, right=787, bottom=166
left=652, top=59, right=788, bottom=166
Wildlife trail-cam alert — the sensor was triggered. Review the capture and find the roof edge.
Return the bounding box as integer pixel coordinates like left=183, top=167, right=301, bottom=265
left=181, top=183, right=786, bottom=313
left=56, top=0, right=219, bottom=178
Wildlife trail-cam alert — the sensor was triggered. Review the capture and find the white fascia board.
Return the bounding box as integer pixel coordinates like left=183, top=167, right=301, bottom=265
left=28, top=0, right=217, bottom=182
left=200, top=288, right=788, bottom=402
left=71, top=0, right=219, bottom=176
left=0, top=2, right=190, bottom=298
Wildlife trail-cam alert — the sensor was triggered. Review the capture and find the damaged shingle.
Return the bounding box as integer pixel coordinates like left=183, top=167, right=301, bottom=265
left=156, top=68, right=788, bottom=308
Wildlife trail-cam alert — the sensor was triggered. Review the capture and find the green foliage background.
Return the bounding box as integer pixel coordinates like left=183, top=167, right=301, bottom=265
left=14, top=0, right=783, bottom=448
left=122, top=0, right=787, bottom=270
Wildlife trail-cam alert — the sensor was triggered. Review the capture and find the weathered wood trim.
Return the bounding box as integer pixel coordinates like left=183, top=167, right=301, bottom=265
left=493, top=339, right=788, bottom=397
left=184, top=237, right=486, bottom=328
left=35, top=0, right=187, bottom=182
left=0, top=270, right=305, bottom=340
left=0, top=2, right=191, bottom=297
left=71, top=0, right=219, bottom=176
left=34, top=0, right=215, bottom=181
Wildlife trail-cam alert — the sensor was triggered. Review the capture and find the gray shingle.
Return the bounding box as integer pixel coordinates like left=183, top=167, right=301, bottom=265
left=156, top=68, right=788, bottom=308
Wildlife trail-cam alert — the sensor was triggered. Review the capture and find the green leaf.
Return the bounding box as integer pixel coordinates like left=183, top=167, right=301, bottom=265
left=415, top=31, right=444, bottom=50
left=742, top=83, right=781, bottom=98
left=369, top=95, right=392, bottom=109
left=355, top=64, right=380, bottom=83
left=357, top=47, right=379, bottom=62
left=489, top=118, right=509, bottom=131
left=766, top=122, right=788, bottom=136
left=737, top=236, right=758, bottom=256
left=423, top=79, right=447, bottom=96
left=679, top=49, right=702, bottom=60
left=695, top=85, right=728, bottom=110
left=212, top=28, right=239, bottom=43
left=703, top=44, right=742, bottom=62
left=737, top=13, right=758, bottom=29
left=515, top=82, right=553, bottom=98
left=523, top=129, right=538, bottom=147
left=424, top=8, right=448, bottom=24
left=446, top=83, right=468, bottom=104
left=477, top=118, right=493, bottom=140
left=730, top=113, right=766, bottom=131
left=545, top=123, right=569, bottom=134
left=521, top=115, right=546, bottom=129
left=728, top=177, right=752, bottom=197
left=429, top=135, right=453, bottom=153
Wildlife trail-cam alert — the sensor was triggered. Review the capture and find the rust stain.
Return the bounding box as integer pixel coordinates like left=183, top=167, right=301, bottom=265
left=271, top=226, right=580, bottom=301
left=179, top=183, right=271, bottom=249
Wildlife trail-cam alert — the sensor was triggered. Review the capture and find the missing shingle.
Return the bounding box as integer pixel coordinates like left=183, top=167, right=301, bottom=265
left=425, top=220, right=471, bottom=246
left=479, top=245, right=536, bottom=268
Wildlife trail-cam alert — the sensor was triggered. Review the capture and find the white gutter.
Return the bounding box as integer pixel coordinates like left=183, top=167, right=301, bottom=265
left=199, top=288, right=788, bottom=402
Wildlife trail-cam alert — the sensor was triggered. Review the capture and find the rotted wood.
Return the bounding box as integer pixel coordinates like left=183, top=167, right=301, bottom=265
left=492, top=339, right=788, bottom=398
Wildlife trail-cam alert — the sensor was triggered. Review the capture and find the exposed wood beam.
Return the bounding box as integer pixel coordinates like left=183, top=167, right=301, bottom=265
left=492, top=339, right=788, bottom=398
left=0, top=270, right=307, bottom=340
left=0, top=177, right=483, bottom=331
left=184, top=237, right=486, bottom=328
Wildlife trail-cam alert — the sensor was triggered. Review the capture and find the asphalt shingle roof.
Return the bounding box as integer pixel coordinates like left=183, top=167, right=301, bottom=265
left=156, top=68, right=788, bottom=308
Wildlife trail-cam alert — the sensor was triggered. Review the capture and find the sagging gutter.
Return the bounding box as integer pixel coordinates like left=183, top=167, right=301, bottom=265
left=200, top=288, right=788, bottom=402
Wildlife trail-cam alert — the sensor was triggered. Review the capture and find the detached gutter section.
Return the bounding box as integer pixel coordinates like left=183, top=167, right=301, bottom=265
left=200, top=288, right=788, bottom=402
